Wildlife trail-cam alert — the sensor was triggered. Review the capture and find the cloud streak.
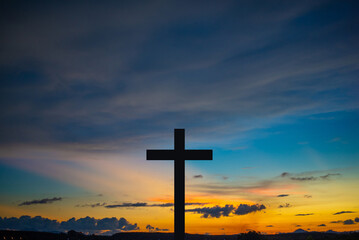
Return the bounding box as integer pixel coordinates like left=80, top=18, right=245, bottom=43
left=295, top=213, right=314, bottom=216
left=333, top=211, right=356, bottom=215
left=18, top=197, right=62, bottom=206
left=75, top=202, right=107, bottom=208
left=277, top=194, right=289, bottom=197
left=105, top=202, right=205, bottom=208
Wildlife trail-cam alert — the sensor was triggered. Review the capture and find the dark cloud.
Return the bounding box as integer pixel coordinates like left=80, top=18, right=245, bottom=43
left=304, top=195, right=312, bottom=198
left=277, top=194, right=289, bottom=197
left=266, top=225, right=273, bottom=227
left=186, top=204, right=265, bottom=218
left=146, top=225, right=168, bottom=232
left=333, top=211, right=355, bottom=215
left=233, top=204, right=266, bottom=215
left=105, top=202, right=148, bottom=208
left=76, top=202, right=106, bottom=208
left=18, top=197, right=62, bottom=206
left=343, top=219, right=355, bottom=225
left=278, top=203, right=291, bottom=208
left=281, top=172, right=290, bottom=177
left=295, top=213, right=314, bottom=216
left=0, top=215, right=138, bottom=234
left=318, top=224, right=326, bottom=227
left=193, top=175, right=203, bottom=179
left=146, top=224, right=154, bottom=232
left=186, top=205, right=235, bottom=218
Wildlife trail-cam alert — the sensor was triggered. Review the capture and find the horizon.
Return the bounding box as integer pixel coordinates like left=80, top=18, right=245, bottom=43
left=0, top=0, right=358, bottom=236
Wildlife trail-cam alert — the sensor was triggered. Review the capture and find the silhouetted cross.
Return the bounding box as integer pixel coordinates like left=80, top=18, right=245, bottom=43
left=147, top=129, right=212, bottom=240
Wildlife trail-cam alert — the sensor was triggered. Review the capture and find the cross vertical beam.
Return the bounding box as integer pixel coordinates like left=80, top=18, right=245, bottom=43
left=174, top=129, right=185, bottom=240
left=146, top=129, right=212, bottom=240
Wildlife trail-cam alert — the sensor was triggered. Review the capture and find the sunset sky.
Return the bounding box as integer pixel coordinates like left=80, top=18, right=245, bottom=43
left=0, top=0, right=358, bottom=235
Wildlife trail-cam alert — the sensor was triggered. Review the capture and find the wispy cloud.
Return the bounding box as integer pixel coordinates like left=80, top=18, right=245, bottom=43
left=333, top=211, right=356, bottom=215
left=18, top=197, right=62, bottom=206
left=105, top=202, right=205, bottom=208
left=330, top=220, right=342, bottom=223
left=295, top=213, right=314, bottom=216
left=290, top=176, right=316, bottom=181
left=277, top=194, right=289, bottom=197
left=282, top=172, right=341, bottom=181
left=278, top=203, right=291, bottom=208
left=75, top=202, right=107, bottom=208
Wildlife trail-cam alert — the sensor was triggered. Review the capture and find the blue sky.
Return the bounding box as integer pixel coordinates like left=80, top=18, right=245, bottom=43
left=0, top=0, right=358, bottom=235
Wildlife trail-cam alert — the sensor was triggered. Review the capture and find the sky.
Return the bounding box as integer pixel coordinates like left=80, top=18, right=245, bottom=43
left=0, top=0, right=358, bottom=236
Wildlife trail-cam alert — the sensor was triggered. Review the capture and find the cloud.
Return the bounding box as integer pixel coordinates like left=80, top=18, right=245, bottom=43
left=233, top=204, right=266, bottom=215
left=318, top=224, right=326, bottom=227
left=304, top=195, right=312, bottom=198
left=75, top=202, right=106, bottom=208
left=277, top=194, right=289, bottom=197
left=278, top=203, right=291, bottom=208
left=155, top=227, right=169, bottom=232
left=0, top=1, right=356, bottom=159
left=186, top=204, right=265, bottom=218
left=330, top=221, right=342, bottom=223
left=295, top=213, right=314, bottom=216
left=105, top=202, right=148, bottom=208
left=18, top=197, right=62, bottom=206
left=146, top=225, right=168, bottom=232
left=284, top=173, right=340, bottom=182
left=343, top=219, right=355, bottom=225
left=193, top=175, right=203, bottom=179
left=186, top=205, right=235, bottom=218
left=105, top=202, right=205, bottom=208
left=146, top=224, right=154, bottom=232
left=290, top=177, right=316, bottom=181
left=292, top=173, right=341, bottom=181
left=0, top=215, right=139, bottom=234
left=333, top=211, right=355, bottom=215
left=356, top=218, right=359, bottom=223
left=320, top=173, right=340, bottom=179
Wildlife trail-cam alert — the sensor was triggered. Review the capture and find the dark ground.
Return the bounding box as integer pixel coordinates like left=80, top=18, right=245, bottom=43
left=1, top=230, right=359, bottom=240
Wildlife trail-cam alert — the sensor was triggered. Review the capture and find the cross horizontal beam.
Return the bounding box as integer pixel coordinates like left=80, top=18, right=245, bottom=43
left=147, top=149, right=212, bottom=160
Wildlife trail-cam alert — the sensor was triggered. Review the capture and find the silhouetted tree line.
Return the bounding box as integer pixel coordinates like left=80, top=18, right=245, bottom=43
left=1, top=230, right=359, bottom=240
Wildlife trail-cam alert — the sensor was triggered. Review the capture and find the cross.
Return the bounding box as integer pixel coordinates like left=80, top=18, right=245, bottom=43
left=146, top=129, right=213, bottom=240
